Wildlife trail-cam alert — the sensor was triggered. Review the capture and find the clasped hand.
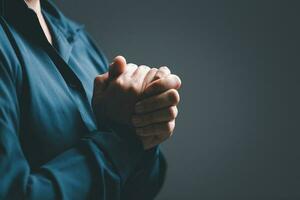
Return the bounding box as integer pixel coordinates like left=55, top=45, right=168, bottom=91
left=92, top=56, right=181, bottom=149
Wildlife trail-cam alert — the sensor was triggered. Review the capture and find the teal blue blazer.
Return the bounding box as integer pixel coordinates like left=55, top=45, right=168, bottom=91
left=0, top=0, right=166, bottom=199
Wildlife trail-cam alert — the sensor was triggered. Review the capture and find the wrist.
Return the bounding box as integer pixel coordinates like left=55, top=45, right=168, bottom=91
left=96, top=112, right=136, bottom=139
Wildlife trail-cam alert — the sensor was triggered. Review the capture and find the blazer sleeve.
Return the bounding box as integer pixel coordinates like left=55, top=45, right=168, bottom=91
left=122, top=147, right=167, bottom=200
left=0, top=41, right=161, bottom=200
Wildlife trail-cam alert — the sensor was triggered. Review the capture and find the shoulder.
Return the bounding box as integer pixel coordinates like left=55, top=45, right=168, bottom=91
left=0, top=17, right=22, bottom=82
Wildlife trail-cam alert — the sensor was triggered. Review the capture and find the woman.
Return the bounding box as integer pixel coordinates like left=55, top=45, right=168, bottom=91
left=0, top=0, right=181, bottom=199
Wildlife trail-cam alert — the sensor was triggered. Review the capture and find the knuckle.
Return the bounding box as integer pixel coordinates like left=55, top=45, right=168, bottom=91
left=125, top=64, right=137, bottom=75
left=123, top=74, right=131, bottom=82
left=139, top=65, right=150, bottom=71
left=150, top=68, right=158, bottom=73
left=168, top=89, right=180, bottom=104
left=159, top=66, right=170, bottom=73
left=166, top=121, right=175, bottom=135
left=172, top=74, right=182, bottom=88
left=127, top=63, right=138, bottom=68
left=133, top=81, right=142, bottom=91
left=166, top=122, right=173, bottom=134
left=154, top=71, right=164, bottom=79
left=114, top=78, right=123, bottom=87
left=168, top=106, right=178, bottom=119
left=128, top=84, right=140, bottom=96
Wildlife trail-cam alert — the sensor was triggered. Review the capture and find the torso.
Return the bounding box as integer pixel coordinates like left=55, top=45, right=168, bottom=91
left=0, top=1, right=108, bottom=168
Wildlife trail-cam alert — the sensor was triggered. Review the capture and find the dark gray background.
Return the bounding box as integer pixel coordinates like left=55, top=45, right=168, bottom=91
left=54, top=0, right=300, bottom=199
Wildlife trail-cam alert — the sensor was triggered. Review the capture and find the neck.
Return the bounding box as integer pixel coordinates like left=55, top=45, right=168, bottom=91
left=24, top=0, right=53, bottom=45
left=24, top=0, right=41, bottom=14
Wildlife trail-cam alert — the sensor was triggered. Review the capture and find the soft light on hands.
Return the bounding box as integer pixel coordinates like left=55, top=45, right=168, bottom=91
left=92, top=56, right=150, bottom=125
left=92, top=56, right=181, bottom=150
left=133, top=67, right=181, bottom=149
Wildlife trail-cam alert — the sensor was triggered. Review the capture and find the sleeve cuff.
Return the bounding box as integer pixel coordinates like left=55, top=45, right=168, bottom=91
left=87, top=124, right=145, bottom=183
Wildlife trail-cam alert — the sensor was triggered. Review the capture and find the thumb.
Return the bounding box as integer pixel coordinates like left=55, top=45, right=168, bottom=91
left=93, top=72, right=109, bottom=96
left=109, top=55, right=127, bottom=79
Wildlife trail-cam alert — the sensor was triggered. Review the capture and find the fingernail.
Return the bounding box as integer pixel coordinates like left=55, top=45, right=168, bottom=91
left=135, top=102, right=143, bottom=113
